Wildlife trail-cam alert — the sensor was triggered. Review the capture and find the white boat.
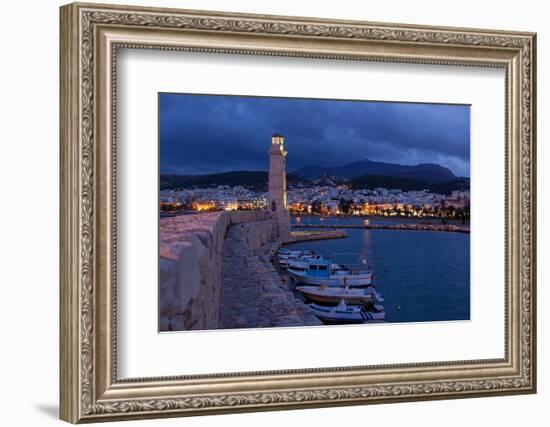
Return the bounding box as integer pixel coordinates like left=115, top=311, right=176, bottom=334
left=288, top=260, right=373, bottom=287
left=278, top=250, right=318, bottom=269
left=278, top=249, right=314, bottom=260
left=307, top=300, right=385, bottom=323
left=285, top=255, right=331, bottom=270
left=278, top=248, right=308, bottom=257
left=296, top=285, right=384, bottom=305
left=277, top=248, right=293, bottom=256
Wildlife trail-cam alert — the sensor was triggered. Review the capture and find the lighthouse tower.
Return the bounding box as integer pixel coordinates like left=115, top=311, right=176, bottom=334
left=268, top=133, right=290, bottom=240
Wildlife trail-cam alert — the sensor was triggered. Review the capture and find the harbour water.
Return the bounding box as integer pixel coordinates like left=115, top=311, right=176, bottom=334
left=287, top=215, right=470, bottom=323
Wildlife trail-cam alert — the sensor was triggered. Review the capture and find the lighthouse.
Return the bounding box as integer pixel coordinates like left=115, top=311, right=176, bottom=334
left=268, top=133, right=290, bottom=240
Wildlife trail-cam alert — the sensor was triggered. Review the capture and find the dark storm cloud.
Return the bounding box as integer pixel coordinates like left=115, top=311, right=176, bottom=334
left=159, top=93, right=470, bottom=177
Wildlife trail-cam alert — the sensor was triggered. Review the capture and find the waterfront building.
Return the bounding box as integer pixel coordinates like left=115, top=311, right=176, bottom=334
left=220, top=198, right=238, bottom=211
left=325, top=200, right=340, bottom=215
left=191, top=200, right=217, bottom=212
left=237, top=197, right=267, bottom=210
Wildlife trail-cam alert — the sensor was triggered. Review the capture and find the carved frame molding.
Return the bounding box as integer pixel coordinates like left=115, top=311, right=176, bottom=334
left=60, top=2, right=536, bottom=423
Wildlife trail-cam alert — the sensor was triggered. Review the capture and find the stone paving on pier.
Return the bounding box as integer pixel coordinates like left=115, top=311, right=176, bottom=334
left=220, top=223, right=321, bottom=329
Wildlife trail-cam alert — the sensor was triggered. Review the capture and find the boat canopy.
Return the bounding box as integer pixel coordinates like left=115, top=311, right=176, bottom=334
left=303, top=259, right=331, bottom=277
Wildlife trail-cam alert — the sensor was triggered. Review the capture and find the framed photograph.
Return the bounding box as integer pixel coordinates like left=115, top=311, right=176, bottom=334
left=60, top=2, right=537, bottom=423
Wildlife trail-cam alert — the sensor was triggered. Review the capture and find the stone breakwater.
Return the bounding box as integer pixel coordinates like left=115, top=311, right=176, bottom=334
left=287, top=229, right=347, bottom=243
left=294, top=223, right=470, bottom=234
left=160, top=210, right=320, bottom=331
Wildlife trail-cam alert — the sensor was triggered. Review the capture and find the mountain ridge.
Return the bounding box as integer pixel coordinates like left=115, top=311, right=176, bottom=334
left=160, top=159, right=468, bottom=194
left=348, top=174, right=469, bottom=195
left=292, top=158, right=459, bottom=183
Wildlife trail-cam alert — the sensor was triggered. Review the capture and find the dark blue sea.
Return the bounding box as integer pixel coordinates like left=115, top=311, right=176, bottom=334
left=287, top=216, right=470, bottom=323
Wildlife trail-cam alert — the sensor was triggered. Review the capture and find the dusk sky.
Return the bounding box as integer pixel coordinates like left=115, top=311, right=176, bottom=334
left=159, top=93, right=470, bottom=177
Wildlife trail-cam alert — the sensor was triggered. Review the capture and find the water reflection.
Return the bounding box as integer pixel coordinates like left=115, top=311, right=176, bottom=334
left=287, top=224, right=470, bottom=323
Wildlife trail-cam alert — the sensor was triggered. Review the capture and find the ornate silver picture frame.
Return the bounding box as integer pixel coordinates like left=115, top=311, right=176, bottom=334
left=60, top=2, right=536, bottom=423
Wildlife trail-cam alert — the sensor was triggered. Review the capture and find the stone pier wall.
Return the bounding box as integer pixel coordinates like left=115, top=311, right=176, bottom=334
left=159, top=212, right=228, bottom=331
left=159, top=210, right=295, bottom=331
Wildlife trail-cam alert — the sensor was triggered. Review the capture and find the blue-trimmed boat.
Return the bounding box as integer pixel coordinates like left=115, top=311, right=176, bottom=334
left=307, top=300, right=385, bottom=323
left=287, top=259, right=373, bottom=287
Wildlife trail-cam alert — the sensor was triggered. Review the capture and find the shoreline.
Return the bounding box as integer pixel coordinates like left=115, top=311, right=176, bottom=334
left=161, top=210, right=469, bottom=226
left=292, top=223, right=470, bottom=234
left=292, top=213, right=469, bottom=226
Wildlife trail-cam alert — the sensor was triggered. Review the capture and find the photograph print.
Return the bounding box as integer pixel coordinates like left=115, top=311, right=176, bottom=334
left=159, top=93, right=470, bottom=332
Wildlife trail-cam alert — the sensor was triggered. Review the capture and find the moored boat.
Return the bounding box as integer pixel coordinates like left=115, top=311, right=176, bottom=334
left=288, top=259, right=373, bottom=287
left=278, top=249, right=314, bottom=260
left=307, top=300, right=385, bottom=324
left=285, top=255, right=338, bottom=271
left=277, top=248, right=292, bottom=256
left=278, top=250, right=319, bottom=269
left=296, top=285, right=384, bottom=305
